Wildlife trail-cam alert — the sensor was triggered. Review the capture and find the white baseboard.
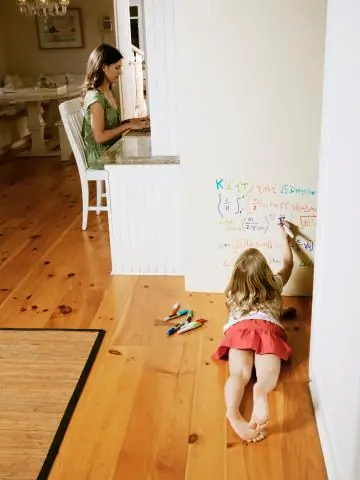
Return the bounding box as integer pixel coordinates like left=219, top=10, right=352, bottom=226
left=309, top=378, right=339, bottom=480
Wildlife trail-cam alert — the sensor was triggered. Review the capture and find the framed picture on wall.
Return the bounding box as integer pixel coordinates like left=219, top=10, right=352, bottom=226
left=36, top=8, right=84, bottom=50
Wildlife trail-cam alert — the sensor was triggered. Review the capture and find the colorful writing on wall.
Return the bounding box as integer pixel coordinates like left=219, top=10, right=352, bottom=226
left=215, top=178, right=317, bottom=270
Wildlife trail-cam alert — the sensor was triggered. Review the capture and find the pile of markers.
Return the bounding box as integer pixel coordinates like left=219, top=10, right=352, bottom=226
left=164, top=302, right=207, bottom=336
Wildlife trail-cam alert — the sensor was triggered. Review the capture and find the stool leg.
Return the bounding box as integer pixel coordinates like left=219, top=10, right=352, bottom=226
left=96, top=180, right=102, bottom=215
left=82, top=180, right=89, bottom=231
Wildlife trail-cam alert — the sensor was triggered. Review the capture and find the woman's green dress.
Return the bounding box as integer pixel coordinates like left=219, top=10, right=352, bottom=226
left=81, top=89, right=121, bottom=169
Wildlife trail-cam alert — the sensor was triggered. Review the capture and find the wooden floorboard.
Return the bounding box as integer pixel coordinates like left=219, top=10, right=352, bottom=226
left=0, top=154, right=327, bottom=479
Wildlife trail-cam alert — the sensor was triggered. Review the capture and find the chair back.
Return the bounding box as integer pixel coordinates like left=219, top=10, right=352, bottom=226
left=59, top=97, right=87, bottom=176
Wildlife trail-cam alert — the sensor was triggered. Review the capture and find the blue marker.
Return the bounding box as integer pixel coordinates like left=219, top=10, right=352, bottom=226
left=166, top=322, right=184, bottom=336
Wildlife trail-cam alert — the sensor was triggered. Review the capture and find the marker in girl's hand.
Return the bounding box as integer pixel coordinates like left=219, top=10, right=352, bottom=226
left=279, top=218, right=294, bottom=239
left=282, top=223, right=294, bottom=239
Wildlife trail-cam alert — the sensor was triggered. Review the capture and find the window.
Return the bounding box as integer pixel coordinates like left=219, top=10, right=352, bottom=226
left=129, top=6, right=138, bottom=17
left=129, top=5, right=140, bottom=49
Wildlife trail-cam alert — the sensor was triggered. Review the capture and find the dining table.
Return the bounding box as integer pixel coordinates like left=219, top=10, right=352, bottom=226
left=0, top=85, right=81, bottom=157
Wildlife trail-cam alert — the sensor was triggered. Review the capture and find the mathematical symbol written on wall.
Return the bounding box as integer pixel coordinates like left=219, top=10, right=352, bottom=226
left=224, top=198, right=230, bottom=211
left=216, top=179, right=224, bottom=190
left=217, top=193, right=233, bottom=217
left=278, top=215, right=286, bottom=225
left=235, top=199, right=244, bottom=215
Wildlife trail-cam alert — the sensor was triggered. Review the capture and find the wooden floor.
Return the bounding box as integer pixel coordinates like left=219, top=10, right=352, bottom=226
left=0, top=154, right=327, bottom=480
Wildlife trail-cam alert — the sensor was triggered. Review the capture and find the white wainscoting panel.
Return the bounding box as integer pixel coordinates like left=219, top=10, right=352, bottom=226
left=106, top=164, right=182, bottom=275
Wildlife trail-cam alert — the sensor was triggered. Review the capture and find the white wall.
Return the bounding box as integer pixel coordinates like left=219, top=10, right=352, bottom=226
left=2, top=0, right=116, bottom=77
left=143, top=0, right=178, bottom=155
left=310, top=1, right=360, bottom=478
left=174, top=0, right=326, bottom=292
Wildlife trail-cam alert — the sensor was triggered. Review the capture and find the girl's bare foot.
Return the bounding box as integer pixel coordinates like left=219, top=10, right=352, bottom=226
left=226, top=413, right=267, bottom=443
left=250, top=383, right=269, bottom=430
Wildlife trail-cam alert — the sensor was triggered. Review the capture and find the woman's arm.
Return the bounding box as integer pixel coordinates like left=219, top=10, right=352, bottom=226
left=277, top=223, right=294, bottom=286
left=90, top=103, right=147, bottom=144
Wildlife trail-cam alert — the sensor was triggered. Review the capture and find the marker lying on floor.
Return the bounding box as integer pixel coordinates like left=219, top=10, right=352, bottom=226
left=164, top=309, right=188, bottom=321
left=168, top=302, right=180, bottom=317
left=178, top=321, right=204, bottom=334
left=166, top=322, right=185, bottom=336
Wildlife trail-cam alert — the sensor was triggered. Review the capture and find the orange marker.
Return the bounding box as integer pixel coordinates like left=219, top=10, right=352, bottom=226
left=168, top=302, right=180, bottom=317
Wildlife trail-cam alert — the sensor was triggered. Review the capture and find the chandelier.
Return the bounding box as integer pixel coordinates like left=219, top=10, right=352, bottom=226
left=16, top=0, right=70, bottom=17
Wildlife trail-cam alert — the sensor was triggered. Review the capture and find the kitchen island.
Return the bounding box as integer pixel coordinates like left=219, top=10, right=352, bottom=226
left=103, top=134, right=182, bottom=275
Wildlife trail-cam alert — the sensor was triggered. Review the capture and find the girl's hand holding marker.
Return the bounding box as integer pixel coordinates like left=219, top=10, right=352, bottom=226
left=279, top=219, right=294, bottom=239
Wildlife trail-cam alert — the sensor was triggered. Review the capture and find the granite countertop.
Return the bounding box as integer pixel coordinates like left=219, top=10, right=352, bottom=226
left=101, top=133, right=180, bottom=165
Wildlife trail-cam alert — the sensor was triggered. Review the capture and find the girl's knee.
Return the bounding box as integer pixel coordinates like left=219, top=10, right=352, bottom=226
left=256, top=367, right=279, bottom=388
left=230, top=366, right=252, bottom=383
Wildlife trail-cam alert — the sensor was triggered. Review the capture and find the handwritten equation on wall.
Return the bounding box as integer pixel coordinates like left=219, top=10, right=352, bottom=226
left=215, top=178, right=317, bottom=270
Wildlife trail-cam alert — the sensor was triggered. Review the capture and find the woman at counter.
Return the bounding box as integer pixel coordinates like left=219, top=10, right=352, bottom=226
left=82, top=43, right=150, bottom=168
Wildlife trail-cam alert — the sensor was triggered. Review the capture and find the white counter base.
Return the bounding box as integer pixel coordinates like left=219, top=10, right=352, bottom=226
left=105, top=163, right=182, bottom=275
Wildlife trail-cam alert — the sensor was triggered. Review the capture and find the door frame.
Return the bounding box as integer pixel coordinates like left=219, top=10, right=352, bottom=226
left=113, top=0, right=136, bottom=120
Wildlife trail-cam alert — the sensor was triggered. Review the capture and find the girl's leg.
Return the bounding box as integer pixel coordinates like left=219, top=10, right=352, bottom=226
left=225, top=348, right=266, bottom=443
left=250, top=353, right=281, bottom=430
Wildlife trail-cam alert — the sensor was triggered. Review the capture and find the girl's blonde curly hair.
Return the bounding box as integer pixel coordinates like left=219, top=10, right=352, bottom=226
left=225, top=248, right=282, bottom=319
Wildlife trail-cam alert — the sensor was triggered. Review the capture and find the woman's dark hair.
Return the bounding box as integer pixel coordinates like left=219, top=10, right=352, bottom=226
left=83, top=43, right=123, bottom=92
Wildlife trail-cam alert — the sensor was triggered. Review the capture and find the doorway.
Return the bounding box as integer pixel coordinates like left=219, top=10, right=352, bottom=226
left=113, top=0, right=147, bottom=121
